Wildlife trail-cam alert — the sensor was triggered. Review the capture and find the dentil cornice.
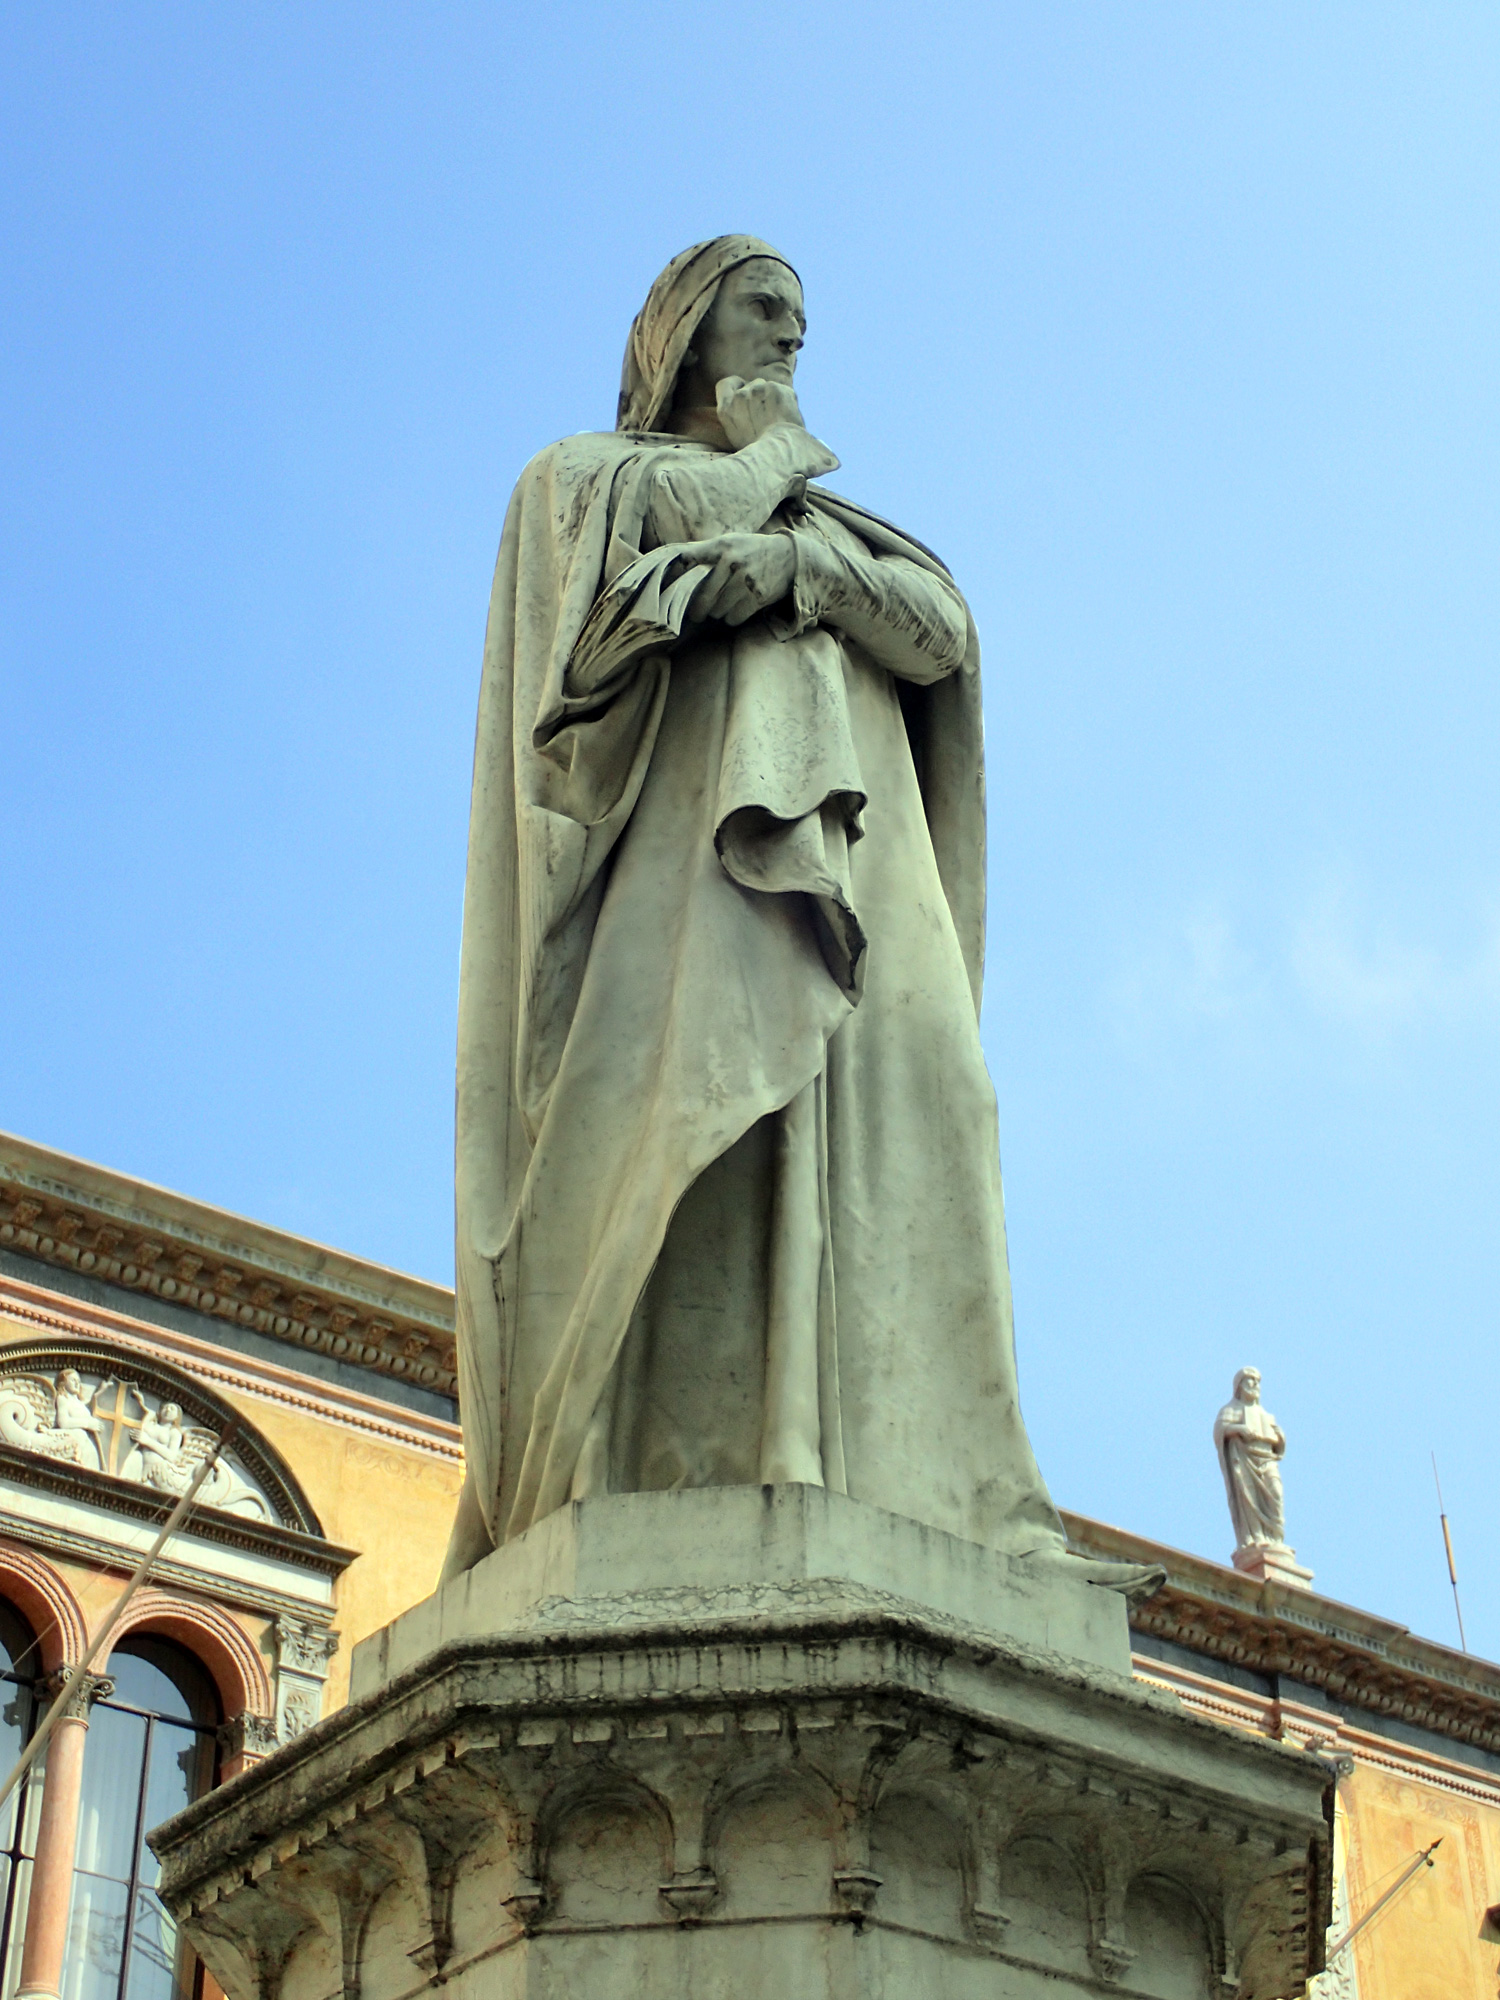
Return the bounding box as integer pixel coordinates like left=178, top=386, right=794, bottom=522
left=0, top=1131, right=456, bottom=1399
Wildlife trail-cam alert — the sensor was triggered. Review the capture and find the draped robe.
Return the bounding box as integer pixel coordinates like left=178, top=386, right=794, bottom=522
left=1213, top=1397, right=1288, bottom=1549
left=451, top=414, right=1064, bottom=1566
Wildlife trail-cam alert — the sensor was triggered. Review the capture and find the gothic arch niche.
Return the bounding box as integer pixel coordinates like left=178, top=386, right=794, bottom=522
left=869, top=1785, right=967, bottom=1941
left=992, top=1831, right=1092, bottom=1977
left=711, top=1766, right=838, bottom=1920
left=277, top=1919, right=340, bottom=2000
left=543, top=1775, right=672, bottom=1926
left=448, top=1822, right=524, bottom=1961
left=1124, top=1872, right=1213, bottom=1998
left=0, top=1336, right=323, bottom=1532
left=357, top=1864, right=428, bottom=2000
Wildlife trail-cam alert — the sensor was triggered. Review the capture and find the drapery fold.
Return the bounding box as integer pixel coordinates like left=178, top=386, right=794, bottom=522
left=452, top=428, right=1019, bottom=1556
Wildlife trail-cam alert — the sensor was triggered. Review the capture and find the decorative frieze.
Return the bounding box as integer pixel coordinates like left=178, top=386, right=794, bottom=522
left=1131, top=1585, right=1500, bottom=1759
left=0, top=1363, right=273, bottom=1518
left=152, top=1604, right=1333, bottom=2000
left=273, top=1613, right=339, bottom=1744
left=0, top=1171, right=456, bottom=1398
left=1062, top=1510, right=1500, bottom=1765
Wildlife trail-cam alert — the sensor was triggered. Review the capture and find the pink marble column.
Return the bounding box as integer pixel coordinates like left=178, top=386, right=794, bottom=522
left=14, top=1671, right=113, bottom=2000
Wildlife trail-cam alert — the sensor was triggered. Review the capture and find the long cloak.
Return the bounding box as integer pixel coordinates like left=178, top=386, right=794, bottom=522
left=1213, top=1399, right=1287, bottom=1548
left=451, top=418, right=1064, bottom=1565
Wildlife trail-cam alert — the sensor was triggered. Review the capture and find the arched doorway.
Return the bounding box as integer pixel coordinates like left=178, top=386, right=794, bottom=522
left=65, top=1639, right=220, bottom=2000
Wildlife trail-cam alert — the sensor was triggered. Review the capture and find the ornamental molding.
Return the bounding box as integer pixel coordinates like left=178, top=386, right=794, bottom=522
left=0, top=1134, right=456, bottom=1398
left=1333, top=1722, right=1500, bottom=1809
left=1064, top=1510, right=1500, bottom=1762
left=0, top=1444, right=355, bottom=1582
left=116, top=1586, right=277, bottom=1715
left=0, top=1336, right=322, bottom=1535
left=0, top=1276, right=461, bottom=1461
left=0, top=1539, right=89, bottom=1667
left=0, top=1507, right=340, bottom=1625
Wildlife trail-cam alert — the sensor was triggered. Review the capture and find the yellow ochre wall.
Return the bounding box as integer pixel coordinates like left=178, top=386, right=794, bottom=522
left=0, top=1300, right=462, bottom=1715
left=1341, top=1754, right=1500, bottom=2000
left=220, top=1388, right=462, bottom=1709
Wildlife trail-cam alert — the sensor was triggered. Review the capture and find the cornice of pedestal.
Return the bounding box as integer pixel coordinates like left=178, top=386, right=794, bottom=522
left=0, top=1130, right=457, bottom=1400
left=1062, top=1509, right=1500, bottom=1759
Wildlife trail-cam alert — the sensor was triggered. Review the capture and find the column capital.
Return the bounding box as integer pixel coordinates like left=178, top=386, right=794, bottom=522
left=217, top=1712, right=281, bottom=1761
left=274, top=1615, right=339, bottom=1678
left=42, top=1668, right=115, bottom=1722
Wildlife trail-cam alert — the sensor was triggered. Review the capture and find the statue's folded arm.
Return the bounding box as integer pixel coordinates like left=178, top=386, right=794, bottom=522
left=783, top=526, right=969, bottom=685
left=644, top=423, right=840, bottom=544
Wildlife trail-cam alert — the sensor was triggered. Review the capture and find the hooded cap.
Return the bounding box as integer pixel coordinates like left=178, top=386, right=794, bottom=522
left=616, top=235, right=800, bottom=433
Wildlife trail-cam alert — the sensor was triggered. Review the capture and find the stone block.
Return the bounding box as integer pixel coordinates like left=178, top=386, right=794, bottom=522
left=350, top=1483, right=1136, bottom=1695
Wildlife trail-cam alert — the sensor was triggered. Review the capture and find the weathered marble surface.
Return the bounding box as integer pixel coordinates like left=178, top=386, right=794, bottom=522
left=353, top=1485, right=1143, bottom=1695
left=449, top=236, right=1063, bottom=1569
left=153, top=1491, right=1332, bottom=2000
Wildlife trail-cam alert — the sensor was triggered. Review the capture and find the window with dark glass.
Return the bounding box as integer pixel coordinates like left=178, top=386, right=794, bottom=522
left=65, top=1638, right=219, bottom=2000
left=0, top=1600, right=42, bottom=2000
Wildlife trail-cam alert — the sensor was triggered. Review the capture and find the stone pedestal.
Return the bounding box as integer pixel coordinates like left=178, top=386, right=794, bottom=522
left=152, top=1488, right=1333, bottom=1999
left=1232, top=1543, right=1315, bottom=1591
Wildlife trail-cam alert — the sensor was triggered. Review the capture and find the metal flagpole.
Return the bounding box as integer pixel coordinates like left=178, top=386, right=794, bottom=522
left=1431, top=1454, right=1468, bottom=1654
left=1324, top=1838, right=1441, bottom=1964
left=0, top=1417, right=240, bottom=1815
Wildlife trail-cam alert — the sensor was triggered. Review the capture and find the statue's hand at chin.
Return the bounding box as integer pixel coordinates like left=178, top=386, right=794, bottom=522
left=669, top=532, right=797, bottom=628
left=716, top=374, right=805, bottom=447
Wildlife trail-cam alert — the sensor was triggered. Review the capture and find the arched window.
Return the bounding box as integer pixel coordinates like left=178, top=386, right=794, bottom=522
left=0, top=1600, right=42, bottom=2000
left=66, top=1639, right=220, bottom=2000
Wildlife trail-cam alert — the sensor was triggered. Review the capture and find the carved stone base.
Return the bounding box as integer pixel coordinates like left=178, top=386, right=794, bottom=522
left=152, top=1488, right=1332, bottom=2000
left=1232, top=1542, right=1316, bottom=1591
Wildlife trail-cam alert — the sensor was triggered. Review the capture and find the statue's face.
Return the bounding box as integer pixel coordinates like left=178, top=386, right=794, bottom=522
left=59, top=1370, right=80, bottom=1393
left=691, top=259, right=805, bottom=390
left=1241, top=1371, right=1261, bottom=1404
left=161, top=1403, right=181, bottom=1423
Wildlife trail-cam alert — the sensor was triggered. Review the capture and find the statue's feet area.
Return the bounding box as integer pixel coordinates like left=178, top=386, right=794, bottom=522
left=352, top=1483, right=1147, bottom=1698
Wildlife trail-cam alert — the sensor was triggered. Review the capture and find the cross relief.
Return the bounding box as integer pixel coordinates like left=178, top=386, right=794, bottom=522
left=0, top=1362, right=272, bottom=1520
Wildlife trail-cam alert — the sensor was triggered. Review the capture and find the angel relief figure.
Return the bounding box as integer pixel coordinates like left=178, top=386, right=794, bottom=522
left=121, top=1394, right=271, bottom=1521
left=0, top=1371, right=101, bottom=1467
left=0, top=1367, right=272, bottom=1520
left=53, top=1368, right=105, bottom=1468
left=123, top=1399, right=197, bottom=1493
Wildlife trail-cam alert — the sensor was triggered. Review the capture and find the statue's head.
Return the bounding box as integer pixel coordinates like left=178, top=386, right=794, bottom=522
left=617, top=235, right=803, bottom=432
left=57, top=1369, right=81, bottom=1394
left=160, top=1402, right=183, bottom=1424
left=1233, top=1367, right=1261, bottom=1404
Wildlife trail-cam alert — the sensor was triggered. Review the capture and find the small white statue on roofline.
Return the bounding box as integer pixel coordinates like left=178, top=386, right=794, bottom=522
left=1213, top=1367, right=1313, bottom=1590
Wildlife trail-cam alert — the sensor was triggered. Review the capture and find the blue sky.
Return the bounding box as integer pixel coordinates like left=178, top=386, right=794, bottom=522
left=4, top=5, right=1496, bottom=1657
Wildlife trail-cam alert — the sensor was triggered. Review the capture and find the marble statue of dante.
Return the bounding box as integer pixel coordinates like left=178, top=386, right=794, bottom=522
left=1213, top=1367, right=1288, bottom=1551
left=444, top=235, right=1068, bottom=1576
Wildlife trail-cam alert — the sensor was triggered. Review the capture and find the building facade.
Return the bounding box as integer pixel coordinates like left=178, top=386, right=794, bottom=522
left=0, top=1134, right=462, bottom=2000
left=0, top=1130, right=1493, bottom=1999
